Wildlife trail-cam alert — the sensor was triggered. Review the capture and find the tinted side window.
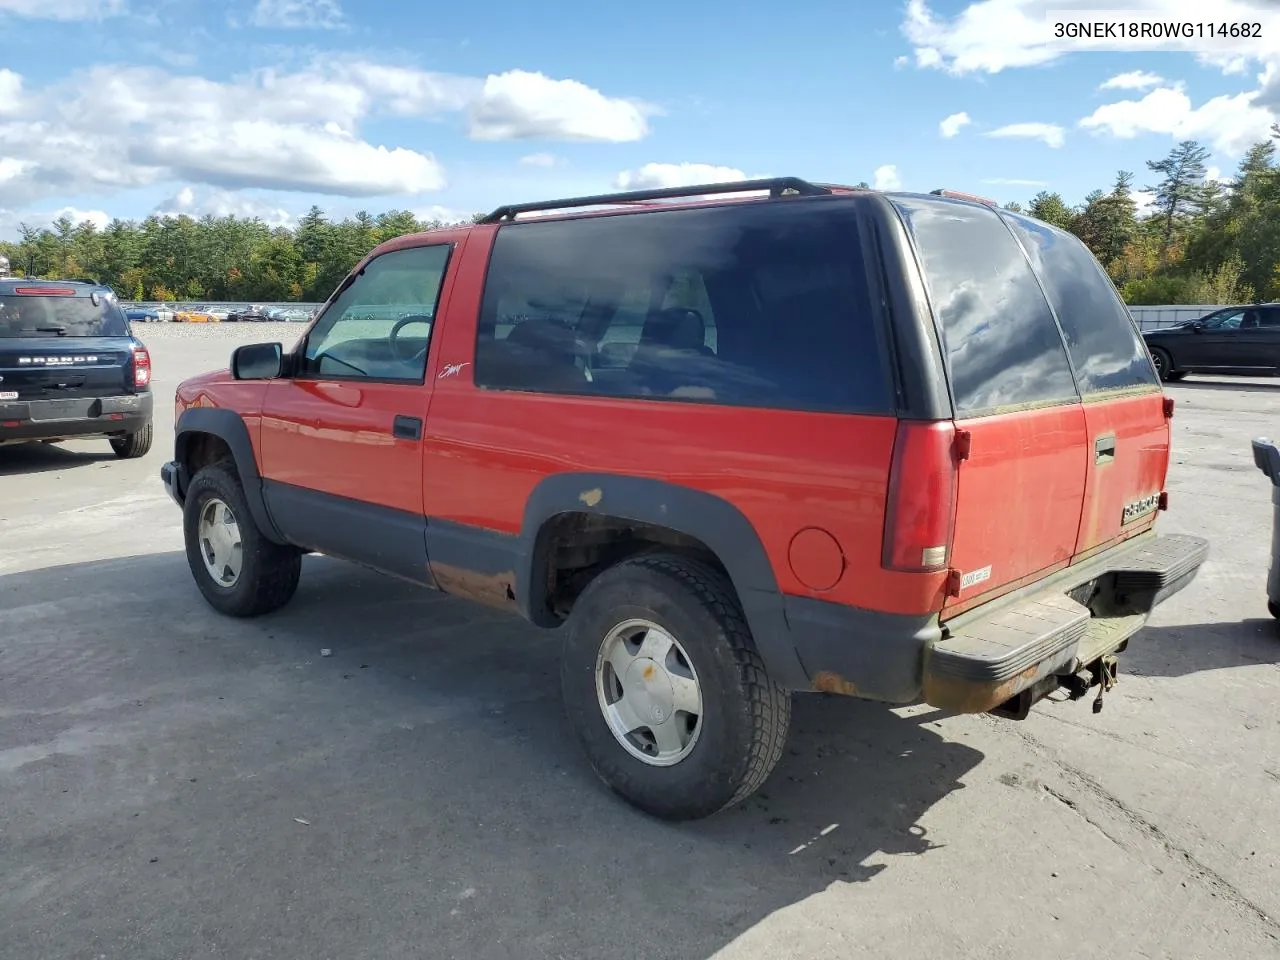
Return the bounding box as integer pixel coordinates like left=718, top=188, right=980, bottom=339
left=893, top=198, right=1077, bottom=415
left=1260, top=308, right=1280, bottom=328
left=475, top=200, right=892, bottom=413
left=302, top=244, right=451, bottom=381
left=1004, top=213, right=1161, bottom=395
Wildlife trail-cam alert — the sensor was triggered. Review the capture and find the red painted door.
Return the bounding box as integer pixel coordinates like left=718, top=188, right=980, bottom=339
left=888, top=196, right=1091, bottom=613
left=995, top=210, right=1170, bottom=560
left=1073, top=394, right=1169, bottom=556
left=255, top=238, right=462, bottom=580
left=945, top=405, right=1089, bottom=610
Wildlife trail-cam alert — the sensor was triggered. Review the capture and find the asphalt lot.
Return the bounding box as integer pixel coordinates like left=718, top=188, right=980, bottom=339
left=2, top=323, right=1278, bottom=960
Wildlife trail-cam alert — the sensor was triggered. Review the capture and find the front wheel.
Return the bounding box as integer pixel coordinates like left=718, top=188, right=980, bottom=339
left=1268, top=599, right=1279, bottom=621
left=560, top=552, right=791, bottom=821
left=182, top=460, right=302, bottom=617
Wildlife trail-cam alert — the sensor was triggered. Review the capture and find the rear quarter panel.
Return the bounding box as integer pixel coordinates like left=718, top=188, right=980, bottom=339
left=420, top=225, right=947, bottom=616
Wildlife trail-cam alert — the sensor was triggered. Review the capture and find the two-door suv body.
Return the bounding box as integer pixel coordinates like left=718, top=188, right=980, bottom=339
left=161, top=178, right=1208, bottom=820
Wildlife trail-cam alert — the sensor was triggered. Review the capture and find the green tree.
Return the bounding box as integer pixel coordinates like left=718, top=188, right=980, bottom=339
left=1145, top=139, right=1210, bottom=254
left=1028, top=191, right=1074, bottom=229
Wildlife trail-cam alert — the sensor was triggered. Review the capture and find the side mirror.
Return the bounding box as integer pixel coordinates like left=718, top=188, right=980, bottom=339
left=231, top=342, right=284, bottom=380
left=1190, top=320, right=1205, bottom=332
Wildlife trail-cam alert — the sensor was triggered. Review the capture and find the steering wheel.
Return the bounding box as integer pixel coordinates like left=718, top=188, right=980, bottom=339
left=388, top=314, right=433, bottom=365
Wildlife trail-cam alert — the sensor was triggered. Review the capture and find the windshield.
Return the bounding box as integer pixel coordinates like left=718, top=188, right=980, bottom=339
left=0, top=293, right=130, bottom=338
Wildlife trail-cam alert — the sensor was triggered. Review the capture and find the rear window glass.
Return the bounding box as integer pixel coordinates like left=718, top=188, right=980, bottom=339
left=475, top=199, right=892, bottom=414
left=1001, top=213, right=1159, bottom=394
left=0, top=292, right=130, bottom=338
left=893, top=198, right=1077, bottom=415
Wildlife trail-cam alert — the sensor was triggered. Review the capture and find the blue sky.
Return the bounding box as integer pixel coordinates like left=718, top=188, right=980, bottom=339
left=1, top=0, right=1278, bottom=238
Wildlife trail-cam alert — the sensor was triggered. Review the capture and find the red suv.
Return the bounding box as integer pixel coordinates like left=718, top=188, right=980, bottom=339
left=161, top=178, right=1208, bottom=820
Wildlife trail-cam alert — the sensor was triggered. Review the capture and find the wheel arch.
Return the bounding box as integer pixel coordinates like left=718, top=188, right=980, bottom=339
left=174, top=407, right=287, bottom=544
left=518, top=473, right=809, bottom=690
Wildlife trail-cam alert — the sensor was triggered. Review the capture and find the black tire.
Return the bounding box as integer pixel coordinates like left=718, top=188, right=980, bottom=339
left=560, top=552, right=791, bottom=821
left=110, top=420, right=153, bottom=459
left=1268, top=599, right=1280, bottom=621
left=1150, top=347, right=1175, bottom=382
left=182, top=459, right=302, bottom=617
left=1166, top=371, right=1188, bottom=382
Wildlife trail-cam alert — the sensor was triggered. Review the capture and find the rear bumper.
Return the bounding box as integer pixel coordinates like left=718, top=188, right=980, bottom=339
left=0, top=391, right=152, bottom=444
left=922, top=532, right=1209, bottom=714
left=783, top=531, right=1209, bottom=712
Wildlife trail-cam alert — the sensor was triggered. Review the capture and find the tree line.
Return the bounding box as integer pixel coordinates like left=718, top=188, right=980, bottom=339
left=3, top=125, right=1280, bottom=305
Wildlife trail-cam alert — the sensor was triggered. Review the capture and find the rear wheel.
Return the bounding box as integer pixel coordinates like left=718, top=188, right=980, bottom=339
left=183, top=460, right=302, bottom=617
left=1150, top=347, right=1176, bottom=382
left=559, top=552, right=791, bottom=821
left=110, top=420, right=153, bottom=459
left=1269, top=599, right=1279, bottom=621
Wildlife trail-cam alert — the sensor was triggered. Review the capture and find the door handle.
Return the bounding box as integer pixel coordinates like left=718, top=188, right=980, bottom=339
left=1095, top=434, right=1116, bottom=464
left=393, top=414, right=422, bottom=441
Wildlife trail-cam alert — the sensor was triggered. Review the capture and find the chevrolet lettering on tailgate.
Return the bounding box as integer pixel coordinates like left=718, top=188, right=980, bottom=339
left=1122, top=493, right=1161, bottom=525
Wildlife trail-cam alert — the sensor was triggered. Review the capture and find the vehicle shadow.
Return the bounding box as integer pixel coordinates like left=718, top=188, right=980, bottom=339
left=1168, top=375, right=1280, bottom=393
left=0, top=441, right=117, bottom=476
left=0, top=551, right=984, bottom=960
left=1125, top=618, right=1280, bottom=679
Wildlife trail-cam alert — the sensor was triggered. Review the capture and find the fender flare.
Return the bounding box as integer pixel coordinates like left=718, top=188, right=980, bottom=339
left=518, top=473, right=809, bottom=690
left=174, top=407, right=287, bottom=544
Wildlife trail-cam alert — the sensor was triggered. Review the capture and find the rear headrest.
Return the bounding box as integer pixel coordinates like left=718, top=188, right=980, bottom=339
left=641, top=307, right=706, bottom=351
left=506, top=317, right=578, bottom=359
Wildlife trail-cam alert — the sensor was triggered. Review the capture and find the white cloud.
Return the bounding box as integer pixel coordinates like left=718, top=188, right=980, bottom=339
left=519, top=152, right=562, bottom=167
left=138, top=121, right=445, bottom=195
left=902, top=0, right=1280, bottom=76
left=873, top=164, right=902, bottom=190
left=468, top=70, right=653, bottom=142
left=1078, top=83, right=1273, bottom=155
left=0, top=203, right=109, bottom=241
left=1100, top=70, right=1164, bottom=91
left=250, top=0, right=343, bottom=29
left=985, top=121, right=1065, bottom=148
left=614, top=163, right=753, bottom=190
left=0, top=60, right=653, bottom=208
left=155, top=186, right=295, bottom=226
left=52, top=206, right=110, bottom=229
left=412, top=204, right=476, bottom=226
left=0, top=0, right=124, bottom=19
left=0, top=69, right=21, bottom=115
left=939, top=111, right=971, bottom=137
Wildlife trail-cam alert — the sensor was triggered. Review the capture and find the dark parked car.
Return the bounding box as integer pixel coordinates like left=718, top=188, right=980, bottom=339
left=125, top=306, right=161, bottom=323
left=0, top=279, right=153, bottom=457
left=1143, top=304, right=1280, bottom=381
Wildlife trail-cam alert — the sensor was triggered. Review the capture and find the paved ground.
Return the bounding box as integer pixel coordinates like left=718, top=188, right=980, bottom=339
left=2, top=323, right=1278, bottom=960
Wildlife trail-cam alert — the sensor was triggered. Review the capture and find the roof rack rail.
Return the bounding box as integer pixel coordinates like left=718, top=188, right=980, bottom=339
left=479, top=177, right=832, bottom=224
left=929, top=188, right=998, bottom=207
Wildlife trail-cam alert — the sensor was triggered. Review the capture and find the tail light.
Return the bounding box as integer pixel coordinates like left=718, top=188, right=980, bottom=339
left=132, top=344, right=151, bottom=388
left=881, top=421, right=961, bottom=573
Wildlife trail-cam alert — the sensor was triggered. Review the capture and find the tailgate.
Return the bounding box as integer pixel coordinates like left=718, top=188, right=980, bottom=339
left=1075, top=392, right=1170, bottom=556
left=0, top=337, right=135, bottom=401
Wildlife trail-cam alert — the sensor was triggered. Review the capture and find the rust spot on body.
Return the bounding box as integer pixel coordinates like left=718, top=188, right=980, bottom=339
left=642, top=665, right=655, bottom=679
left=578, top=487, right=603, bottom=507
left=812, top=671, right=860, bottom=697
left=430, top=563, right=517, bottom=611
